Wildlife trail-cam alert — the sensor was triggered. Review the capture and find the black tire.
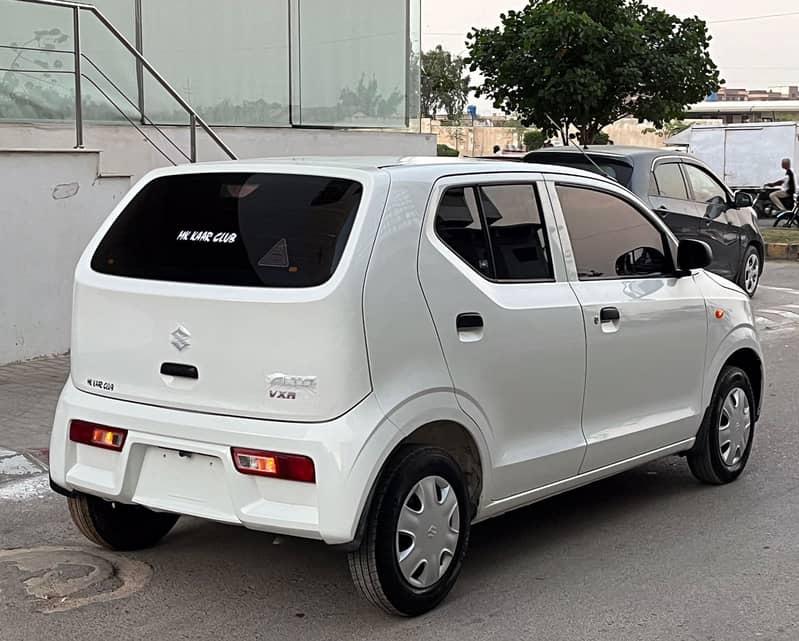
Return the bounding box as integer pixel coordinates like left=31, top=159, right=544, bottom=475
left=773, top=213, right=793, bottom=227
left=68, top=493, right=179, bottom=551
left=737, top=245, right=761, bottom=298
left=348, top=446, right=471, bottom=616
left=687, top=366, right=755, bottom=485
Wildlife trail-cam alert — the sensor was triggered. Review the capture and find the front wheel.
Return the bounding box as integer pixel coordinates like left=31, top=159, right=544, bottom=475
left=687, top=366, right=755, bottom=485
left=348, top=446, right=471, bottom=616
left=68, top=494, right=179, bottom=551
left=773, top=212, right=795, bottom=227
left=737, top=246, right=761, bottom=297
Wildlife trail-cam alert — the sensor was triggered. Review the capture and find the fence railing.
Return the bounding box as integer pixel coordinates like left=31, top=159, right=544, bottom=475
left=2, top=0, right=237, bottom=163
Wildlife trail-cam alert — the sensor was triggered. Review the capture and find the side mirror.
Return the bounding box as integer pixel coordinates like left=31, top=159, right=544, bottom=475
left=734, top=191, right=754, bottom=208
left=677, top=239, right=713, bottom=271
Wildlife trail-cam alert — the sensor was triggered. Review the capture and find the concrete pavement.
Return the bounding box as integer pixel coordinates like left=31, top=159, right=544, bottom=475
left=2, top=264, right=799, bottom=640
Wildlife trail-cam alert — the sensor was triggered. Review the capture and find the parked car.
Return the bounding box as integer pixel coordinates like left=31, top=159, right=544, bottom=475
left=523, top=146, right=764, bottom=296
left=50, top=158, right=763, bottom=616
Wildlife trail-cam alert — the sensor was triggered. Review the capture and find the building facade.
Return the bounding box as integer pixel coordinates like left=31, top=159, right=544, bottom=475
left=0, top=0, right=421, bottom=130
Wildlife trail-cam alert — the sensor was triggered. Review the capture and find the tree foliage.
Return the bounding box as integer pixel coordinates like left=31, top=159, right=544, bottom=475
left=523, top=129, right=547, bottom=150
left=421, top=45, right=470, bottom=120
left=466, top=0, right=720, bottom=144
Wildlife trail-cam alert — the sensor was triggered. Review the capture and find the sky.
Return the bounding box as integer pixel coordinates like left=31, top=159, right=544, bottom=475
left=422, top=0, right=799, bottom=114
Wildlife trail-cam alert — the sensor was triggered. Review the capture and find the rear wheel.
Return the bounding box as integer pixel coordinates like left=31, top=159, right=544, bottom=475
left=737, top=245, right=760, bottom=297
left=773, top=212, right=795, bottom=227
left=68, top=494, right=179, bottom=551
left=687, top=366, right=755, bottom=485
left=348, top=446, right=471, bottom=616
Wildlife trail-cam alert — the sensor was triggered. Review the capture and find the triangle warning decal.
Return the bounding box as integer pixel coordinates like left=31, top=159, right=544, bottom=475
left=258, top=238, right=290, bottom=268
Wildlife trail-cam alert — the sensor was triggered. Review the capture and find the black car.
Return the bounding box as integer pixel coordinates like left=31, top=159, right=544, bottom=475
left=523, top=146, right=764, bottom=297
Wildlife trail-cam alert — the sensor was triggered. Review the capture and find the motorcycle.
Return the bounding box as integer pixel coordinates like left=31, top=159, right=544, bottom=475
left=753, top=186, right=793, bottom=218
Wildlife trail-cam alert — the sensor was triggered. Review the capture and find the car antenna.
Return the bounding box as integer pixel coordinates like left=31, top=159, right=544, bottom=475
left=545, top=114, right=616, bottom=182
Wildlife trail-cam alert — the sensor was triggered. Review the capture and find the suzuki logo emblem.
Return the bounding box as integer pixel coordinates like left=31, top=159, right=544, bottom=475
left=170, top=326, right=191, bottom=352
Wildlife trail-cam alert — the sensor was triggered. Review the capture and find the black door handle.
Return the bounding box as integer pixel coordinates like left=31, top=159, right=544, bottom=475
left=600, top=307, right=620, bottom=322
left=161, top=362, right=199, bottom=379
left=456, top=313, right=484, bottom=330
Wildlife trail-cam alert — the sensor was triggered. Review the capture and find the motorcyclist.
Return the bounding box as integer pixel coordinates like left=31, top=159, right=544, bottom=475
left=767, top=158, right=796, bottom=211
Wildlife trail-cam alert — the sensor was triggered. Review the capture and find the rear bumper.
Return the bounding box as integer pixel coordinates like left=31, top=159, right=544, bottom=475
left=49, top=378, right=397, bottom=544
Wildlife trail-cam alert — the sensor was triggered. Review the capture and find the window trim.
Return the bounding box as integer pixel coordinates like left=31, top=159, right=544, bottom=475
left=553, top=181, right=678, bottom=282
left=652, top=160, right=690, bottom=202
left=433, top=181, right=557, bottom=285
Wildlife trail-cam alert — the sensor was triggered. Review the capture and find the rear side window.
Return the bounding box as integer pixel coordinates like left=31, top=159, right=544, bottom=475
left=479, top=185, right=553, bottom=280
left=435, top=183, right=553, bottom=281
left=91, top=173, right=363, bottom=287
left=652, top=163, right=688, bottom=200
left=435, top=187, right=492, bottom=277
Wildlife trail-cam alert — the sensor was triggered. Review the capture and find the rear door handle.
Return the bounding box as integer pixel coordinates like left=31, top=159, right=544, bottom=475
left=456, top=313, right=484, bottom=330
left=600, top=307, right=620, bottom=322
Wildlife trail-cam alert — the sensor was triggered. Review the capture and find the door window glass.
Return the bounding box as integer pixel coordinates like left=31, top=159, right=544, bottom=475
left=683, top=164, right=727, bottom=204
left=653, top=163, right=688, bottom=200
left=557, top=185, right=669, bottom=280
left=435, top=187, right=492, bottom=277
left=478, top=184, right=554, bottom=280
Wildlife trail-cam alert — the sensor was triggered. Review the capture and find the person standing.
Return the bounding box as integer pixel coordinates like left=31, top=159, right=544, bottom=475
left=768, top=158, right=796, bottom=211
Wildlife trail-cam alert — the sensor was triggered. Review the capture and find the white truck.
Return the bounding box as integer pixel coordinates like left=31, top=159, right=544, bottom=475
left=681, top=121, right=799, bottom=208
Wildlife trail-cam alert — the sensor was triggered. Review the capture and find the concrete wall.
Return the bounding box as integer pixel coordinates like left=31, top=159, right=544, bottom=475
left=0, top=150, right=130, bottom=364
left=0, top=124, right=437, bottom=181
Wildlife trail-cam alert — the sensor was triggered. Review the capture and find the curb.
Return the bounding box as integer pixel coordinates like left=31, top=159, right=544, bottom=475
left=765, top=242, right=799, bottom=260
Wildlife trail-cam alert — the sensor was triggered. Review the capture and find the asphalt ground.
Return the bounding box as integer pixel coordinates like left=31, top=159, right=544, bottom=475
left=2, top=263, right=799, bottom=641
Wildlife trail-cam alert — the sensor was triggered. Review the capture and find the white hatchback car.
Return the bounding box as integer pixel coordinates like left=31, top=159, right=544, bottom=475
left=50, top=158, right=763, bottom=616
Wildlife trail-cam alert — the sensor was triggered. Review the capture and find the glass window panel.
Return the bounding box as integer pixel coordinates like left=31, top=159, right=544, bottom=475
left=297, top=0, right=410, bottom=127
left=0, top=0, right=75, bottom=120
left=81, top=0, right=138, bottom=122
left=141, top=0, right=289, bottom=126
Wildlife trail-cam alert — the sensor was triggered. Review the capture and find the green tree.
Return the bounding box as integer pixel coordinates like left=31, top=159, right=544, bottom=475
left=421, top=45, right=470, bottom=121
left=466, top=0, right=721, bottom=145
left=523, top=129, right=547, bottom=150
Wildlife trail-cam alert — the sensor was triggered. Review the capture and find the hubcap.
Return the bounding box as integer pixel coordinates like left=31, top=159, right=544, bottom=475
left=395, top=476, right=460, bottom=589
left=718, top=387, right=751, bottom=467
left=744, top=253, right=759, bottom=295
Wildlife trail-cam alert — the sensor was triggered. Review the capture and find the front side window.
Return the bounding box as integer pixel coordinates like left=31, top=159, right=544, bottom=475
left=556, top=185, right=669, bottom=280
left=652, top=163, right=688, bottom=200
left=683, top=164, right=727, bottom=204
left=478, top=184, right=553, bottom=280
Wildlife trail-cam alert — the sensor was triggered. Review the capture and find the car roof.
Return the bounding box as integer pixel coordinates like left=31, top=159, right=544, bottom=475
left=524, top=145, right=682, bottom=161
left=142, top=156, right=617, bottom=184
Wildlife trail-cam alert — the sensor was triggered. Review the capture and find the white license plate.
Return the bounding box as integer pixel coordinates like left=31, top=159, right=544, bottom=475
left=133, top=448, right=238, bottom=523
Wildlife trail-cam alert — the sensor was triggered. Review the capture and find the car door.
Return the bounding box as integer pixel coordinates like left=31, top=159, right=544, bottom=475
left=418, top=174, right=587, bottom=500
left=681, top=162, right=742, bottom=280
left=546, top=176, right=708, bottom=472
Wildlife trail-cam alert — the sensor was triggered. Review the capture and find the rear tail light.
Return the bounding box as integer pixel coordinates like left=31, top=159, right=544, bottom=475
left=231, top=448, right=315, bottom=483
left=69, top=420, right=127, bottom=452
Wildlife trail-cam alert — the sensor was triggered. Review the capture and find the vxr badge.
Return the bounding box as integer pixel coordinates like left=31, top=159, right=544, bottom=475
left=170, top=326, right=191, bottom=351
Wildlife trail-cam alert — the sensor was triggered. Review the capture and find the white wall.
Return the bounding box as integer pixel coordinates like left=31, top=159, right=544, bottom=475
left=0, top=124, right=437, bottom=181
left=0, top=126, right=435, bottom=364
left=0, top=150, right=130, bottom=364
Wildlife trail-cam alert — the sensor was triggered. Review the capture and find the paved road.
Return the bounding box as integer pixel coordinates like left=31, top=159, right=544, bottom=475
left=3, top=264, right=799, bottom=640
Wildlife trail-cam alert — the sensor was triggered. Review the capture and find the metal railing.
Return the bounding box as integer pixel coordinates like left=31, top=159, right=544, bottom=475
left=2, top=0, right=237, bottom=163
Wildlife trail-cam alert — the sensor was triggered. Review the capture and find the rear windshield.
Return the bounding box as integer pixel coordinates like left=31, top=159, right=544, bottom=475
left=91, top=172, right=363, bottom=287
left=524, top=152, right=634, bottom=187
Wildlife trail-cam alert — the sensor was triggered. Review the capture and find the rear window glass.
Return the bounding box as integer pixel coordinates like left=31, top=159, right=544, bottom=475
left=524, top=152, right=634, bottom=187
left=91, top=173, right=363, bottom=287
